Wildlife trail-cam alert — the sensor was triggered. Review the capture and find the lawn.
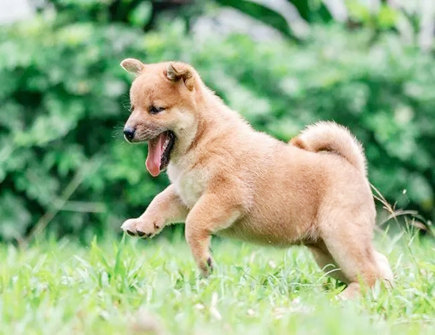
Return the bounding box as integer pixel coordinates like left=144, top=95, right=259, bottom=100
left=0, top=228, right=433, bottom=335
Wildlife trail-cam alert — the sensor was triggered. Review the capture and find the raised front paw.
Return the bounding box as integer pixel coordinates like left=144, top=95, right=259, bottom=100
left=120, top=217, right=163, bottom=238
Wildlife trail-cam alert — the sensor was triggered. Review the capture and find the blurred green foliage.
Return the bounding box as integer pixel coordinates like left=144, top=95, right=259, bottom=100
left=0, top=0, right=433, bottom=241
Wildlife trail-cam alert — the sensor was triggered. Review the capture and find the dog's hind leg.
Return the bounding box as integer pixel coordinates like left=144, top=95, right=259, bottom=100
left=308, top=241, right=348, bottom=284
left=318, top=211, right=392, bottom=299
left=374, top=250, right=394, bottom=286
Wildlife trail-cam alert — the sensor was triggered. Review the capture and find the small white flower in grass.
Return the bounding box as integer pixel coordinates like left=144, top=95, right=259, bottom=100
left=210, top=292, right=222, bottom=320
left=101, top=271, right=109, bottom=287
left=249, top=252, right=257, bottom=263
left=60, top=275, right=74, bottom=285
left=173, top=290, right=181, bottom=299
left=194, top=303, right=205, bottom=310
left=273, top=307, right=286, bottom=319
left=268, top=260, right=276, bottom=269
left=99, top=309, right=110, bottom=320
left=292, top=297, right=301, bottom=304
left=290, top=297, right=313, bottom=314
left=133, top=308, right=165, bottom=335
left=247, top=309, right=255, bottom=316
left=273, top=298, right=313, bottom=319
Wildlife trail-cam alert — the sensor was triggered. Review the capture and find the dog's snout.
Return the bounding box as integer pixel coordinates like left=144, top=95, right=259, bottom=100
left=123, top=127, right=135, bottom=142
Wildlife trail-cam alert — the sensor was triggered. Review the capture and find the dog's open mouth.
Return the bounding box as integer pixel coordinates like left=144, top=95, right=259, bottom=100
left=146, top=130, right=175, bottom=177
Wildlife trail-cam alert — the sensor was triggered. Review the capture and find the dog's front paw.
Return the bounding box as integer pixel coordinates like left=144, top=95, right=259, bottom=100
left=121, top=218, right=162, bottom=238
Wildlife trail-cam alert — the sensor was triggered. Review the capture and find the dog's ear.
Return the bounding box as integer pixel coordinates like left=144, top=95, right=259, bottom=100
left=120, top=58, right=145, bottom=75
left=166, top=63, right=194, bottom=91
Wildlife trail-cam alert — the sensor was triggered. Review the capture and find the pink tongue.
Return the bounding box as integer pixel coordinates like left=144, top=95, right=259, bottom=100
left=146, top=133, right=166, bottom=177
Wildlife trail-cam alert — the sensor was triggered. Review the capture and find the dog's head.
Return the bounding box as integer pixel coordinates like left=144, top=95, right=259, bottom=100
left=121, top=59, right=199, bottom=177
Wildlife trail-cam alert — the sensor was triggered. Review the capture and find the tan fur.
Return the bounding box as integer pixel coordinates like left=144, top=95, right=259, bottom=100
left=291, top=121, right=367, bottom=175
left=120, top=59, right=393, bottom=298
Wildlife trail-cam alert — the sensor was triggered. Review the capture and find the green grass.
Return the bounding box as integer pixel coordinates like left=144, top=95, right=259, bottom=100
left=0, top=228, right=434, bottom=335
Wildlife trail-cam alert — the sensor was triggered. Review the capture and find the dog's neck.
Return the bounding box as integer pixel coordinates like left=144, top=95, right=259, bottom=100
left=170, top=85, right=248, bottom=166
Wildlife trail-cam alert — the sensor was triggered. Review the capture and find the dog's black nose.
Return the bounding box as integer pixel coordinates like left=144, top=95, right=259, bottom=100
left=123, top=127, right=135, bottom=142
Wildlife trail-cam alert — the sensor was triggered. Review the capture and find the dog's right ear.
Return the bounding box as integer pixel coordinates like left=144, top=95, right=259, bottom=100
left=120, top=58, right=145, bottom=75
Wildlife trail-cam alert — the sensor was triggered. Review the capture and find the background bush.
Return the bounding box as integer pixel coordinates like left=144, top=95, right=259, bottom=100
left=0, top=0, right=433, bottom=242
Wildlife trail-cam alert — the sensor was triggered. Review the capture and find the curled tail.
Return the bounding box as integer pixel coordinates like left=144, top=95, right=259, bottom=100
left=290, top=121, right=367, bottom=175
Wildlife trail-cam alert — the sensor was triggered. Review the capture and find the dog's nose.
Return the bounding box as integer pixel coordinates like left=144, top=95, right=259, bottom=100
left=123, top=127, right=135, bottom=142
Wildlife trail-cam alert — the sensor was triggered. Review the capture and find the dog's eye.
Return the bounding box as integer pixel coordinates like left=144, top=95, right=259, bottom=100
left=149, top=106, right=165, bottom=115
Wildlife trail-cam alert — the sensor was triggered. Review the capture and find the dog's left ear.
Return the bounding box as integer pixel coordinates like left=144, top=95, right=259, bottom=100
left=120, top=58, right=145, bottom=75
left=166, top=63, right=195, bottom=91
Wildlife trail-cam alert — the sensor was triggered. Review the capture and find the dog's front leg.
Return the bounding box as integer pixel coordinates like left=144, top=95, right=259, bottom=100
left=185, top=192, right=241, bottom=276
left=121, top=184, right=188, bottom=238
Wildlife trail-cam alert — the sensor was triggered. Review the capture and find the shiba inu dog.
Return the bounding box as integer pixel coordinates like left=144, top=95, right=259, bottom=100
left=120, top=59, right=393, bottom=298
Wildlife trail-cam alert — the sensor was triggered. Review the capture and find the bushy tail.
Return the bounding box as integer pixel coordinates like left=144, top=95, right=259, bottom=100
left=290, top=121, right=367, bottom=175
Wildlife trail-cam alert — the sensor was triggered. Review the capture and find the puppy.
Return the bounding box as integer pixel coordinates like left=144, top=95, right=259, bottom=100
left=120, top=59, right=393, bottom=298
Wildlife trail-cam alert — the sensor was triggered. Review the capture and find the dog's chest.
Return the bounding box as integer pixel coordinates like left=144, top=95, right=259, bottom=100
left=168, top=165, right=207, bottom=208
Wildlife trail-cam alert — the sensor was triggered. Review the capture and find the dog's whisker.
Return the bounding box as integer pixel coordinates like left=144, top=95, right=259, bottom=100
left=112, top=124, right=125, bottom=138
